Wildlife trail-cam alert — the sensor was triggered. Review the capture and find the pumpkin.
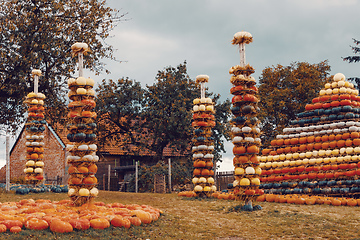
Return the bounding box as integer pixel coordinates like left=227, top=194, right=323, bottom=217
left=347, top=199, right=358, bottom=206
left=90, top=218, right=110, bottom=229
left=68, top=218, right=90, bottom=230
left=265, top=194, right=276, bottom=202
left=10, top=226, right=22, bottom=233
left=25, top=218, right=49, bottom=230
left=0, top=224, right=6, bottom=233
left=50, top=219, right=73, bottom=233
left=134, top=210, right=152, bottom=224
left=129, top=217, right=142, bottom=226
left=2, top=220, right=23, bottom=229
left=331, top=198, right=342, bottom=206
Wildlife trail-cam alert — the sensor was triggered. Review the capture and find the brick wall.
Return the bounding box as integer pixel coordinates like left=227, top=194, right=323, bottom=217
left=0, top=126, right=66, bottom=183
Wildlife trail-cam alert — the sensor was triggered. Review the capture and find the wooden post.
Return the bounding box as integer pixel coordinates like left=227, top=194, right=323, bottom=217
left=107, top=165, right=111, bottom=191
left=239, top=42, right=246, bottom=67
left=78, top=52, right=84, bottom=77
left=168, top=158, right=171, bottom=193
left=135, top=161, right=138, bottom=193
left=5, top=134, right=10, bottom=192
left=103, top=174, right=105, bottom=191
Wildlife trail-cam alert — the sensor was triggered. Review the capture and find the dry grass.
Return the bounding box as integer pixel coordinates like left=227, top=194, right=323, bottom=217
left=0, top=191, right=360, bottom=240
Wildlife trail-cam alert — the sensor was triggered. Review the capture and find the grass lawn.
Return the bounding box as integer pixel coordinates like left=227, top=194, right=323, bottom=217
left=0, top=190, right=360, bottom=240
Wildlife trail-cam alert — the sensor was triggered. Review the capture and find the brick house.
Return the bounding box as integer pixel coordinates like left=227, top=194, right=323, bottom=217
left=0, top=124, right=67, bottom=184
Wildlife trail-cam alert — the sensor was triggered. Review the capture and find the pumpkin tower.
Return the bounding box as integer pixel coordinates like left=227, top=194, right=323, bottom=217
left=66, top=43, right=99, bottom=206
left=191, top=75, right=216, bottom=197
left=230, top=31, right=262, bottom=207
left=23, top=69, right=46, bottom=185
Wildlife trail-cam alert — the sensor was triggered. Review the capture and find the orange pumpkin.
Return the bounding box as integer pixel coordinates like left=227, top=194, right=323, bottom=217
left=262, top=148, right=272, bottom=155
left=335, top=134, right=343, bottom=140
left=345, top=139, right=353, bottom=146
left=276, top=148, right=284, bottom=154
left=247, top=145, right=259, bottom=154
left=88, top=164, right=98, bottom=173
left=315, top=198, right=324, bottom=205
left=331, top=198, right=341, bottom=206
left=276, top=139, right=284, bottom=146
left=0, top=224, right=6, bottom=233
left=299, top=145, right=307, bottom=152
left=321, top=135, right=329, bottom=142
left=353, top=138, right=360, bottom=146
left=284, top=139, right=291, bottom=145
left=77, top=166, right=89, bottom=174
left=305, top=198, right=316, bottom=205
left=68, top=218, right=90, bottom=230
left=347, top=199, right=357, bottom=206
left=351, top=132, right=360, bottom=139
left=129, top=217, right=142, bottom=226
left=265, top=194, right=276, bottom=202
left=256, top=195, right=266, bottom=202
left=25, top=218, right=49, bottom=230
left=10, top=226, right=22, bottom=233
left=2, top=220, right=23, bottom=229
left=307, top=136, right=315, bottom=143
left=90, top=218, right=110, bottom=229
left=328, top=134, right=336, bottom=141
left=50, top=219, right=73, bottom=233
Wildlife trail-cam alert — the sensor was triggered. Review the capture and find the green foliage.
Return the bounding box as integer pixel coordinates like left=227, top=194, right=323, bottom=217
left=0, top=0, right=126, bottom=132
left=258, top=61, right=331, bottom=146
left=127, top=159, right=193, bottom=192
left=96, top=78, right=146, bottom=153
left=342, top=38, right=360, bottom=89
left=96, top=62, right=231, bottom=164
left=143, top=62, right=198, bottom=160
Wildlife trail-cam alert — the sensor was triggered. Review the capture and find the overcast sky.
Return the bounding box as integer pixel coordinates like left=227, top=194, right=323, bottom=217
left=1, top=0, right=360, bottom=172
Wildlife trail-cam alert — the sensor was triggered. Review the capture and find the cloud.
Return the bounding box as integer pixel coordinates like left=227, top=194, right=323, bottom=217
left=0, top=159, right=5, bottom=169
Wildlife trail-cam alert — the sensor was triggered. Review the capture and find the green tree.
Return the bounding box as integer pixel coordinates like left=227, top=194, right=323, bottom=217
left=342, top=38, right=360, bottom=88
left=143, top=62, right=231, bottom=162
left=96, top=78, right=146, bottom=153
left=258, top=61, right=331, bottom=147
left=96, top=62, right=231, bottom=166
left=0, top=0, right=126, bottom=132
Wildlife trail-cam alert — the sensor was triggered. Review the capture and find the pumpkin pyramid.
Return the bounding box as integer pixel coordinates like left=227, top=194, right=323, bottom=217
left=260, top=73, right=360, bottom=197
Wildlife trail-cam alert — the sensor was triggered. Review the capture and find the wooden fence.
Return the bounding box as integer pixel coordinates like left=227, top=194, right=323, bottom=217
left=216, top=171, right=234, bottom=191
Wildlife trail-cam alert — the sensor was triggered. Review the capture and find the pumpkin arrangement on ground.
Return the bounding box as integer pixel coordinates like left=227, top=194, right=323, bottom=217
left=260, top=73, right=360, bottom=200
left=191, top=75, right=216, bottom=197
left=229, top=31, right=263, bottom=207
left=0, top=199, right=162, bottom=234
left=23, top=69, right=46, bottom=184
left=66, top=42, right=99, bottom=206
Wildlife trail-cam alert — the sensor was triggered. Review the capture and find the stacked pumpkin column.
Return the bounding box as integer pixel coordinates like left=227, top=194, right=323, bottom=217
left=24, top=69, right=46, bottom=184
left=230, top=31, right=262, bottom=206
left=192, top=75, right=216, bottom=197
left=66, top=42, right=99, bottom=206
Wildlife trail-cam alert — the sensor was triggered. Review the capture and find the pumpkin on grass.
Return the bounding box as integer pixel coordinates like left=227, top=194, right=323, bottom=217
left=90, top=218, right=110, bottom=229
left=25, top=218, right=49, bottom=230
left=0, top=224, right=6, bottom=233
left=10, top=226, right=22, bottom=233
left=68, top=218, right=90, bottom=230
left=50, top=219, right=73, bottom=233
left=133, top=210, right=152, bottom=224
left=2, top=220, right=23, bottom=229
